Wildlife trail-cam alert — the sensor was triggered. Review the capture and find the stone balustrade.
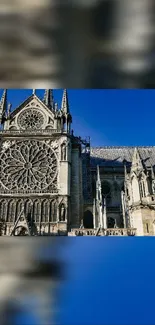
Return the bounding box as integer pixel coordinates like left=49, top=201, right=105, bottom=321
left=68, top=228, right=136, bottom=236
left=0, top=129, right=67, bottom=135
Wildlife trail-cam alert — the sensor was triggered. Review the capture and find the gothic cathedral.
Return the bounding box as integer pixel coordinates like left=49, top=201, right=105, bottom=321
left=0, top=89, right=155, bottom=236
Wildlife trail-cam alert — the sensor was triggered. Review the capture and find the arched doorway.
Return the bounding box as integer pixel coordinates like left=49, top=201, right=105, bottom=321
left=83, top=210, right=93, bottom=229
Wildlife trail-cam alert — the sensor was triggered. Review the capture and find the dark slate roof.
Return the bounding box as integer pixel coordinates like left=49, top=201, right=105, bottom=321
left=90, top=147, right=155, bottom=167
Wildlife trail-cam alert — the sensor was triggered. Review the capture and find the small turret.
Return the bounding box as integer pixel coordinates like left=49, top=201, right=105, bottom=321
left=131, top=147, right=144, bottom=174
left=61, top=89, right=69, bottom=114
left=0, top=89, right=7, bottom=125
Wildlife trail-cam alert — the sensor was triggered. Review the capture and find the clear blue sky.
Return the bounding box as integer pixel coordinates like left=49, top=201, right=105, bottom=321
left=57, top=238, right=155, bottom=325
left=1, top=89, right=155, bottom=147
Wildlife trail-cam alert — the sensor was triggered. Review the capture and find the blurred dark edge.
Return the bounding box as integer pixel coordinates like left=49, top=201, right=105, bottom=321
left=0, top=237, right=66, bottom=279
left=0, top=0, right=155, bottom=88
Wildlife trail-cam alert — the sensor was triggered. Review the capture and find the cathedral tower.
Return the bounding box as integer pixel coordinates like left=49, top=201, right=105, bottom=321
left=124, top=148, right=155, bottom=236
left=0, top=89, right=74, bottom=236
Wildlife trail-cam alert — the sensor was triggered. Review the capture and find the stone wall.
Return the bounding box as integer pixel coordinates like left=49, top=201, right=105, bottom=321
left=70, top=146, right=81, bottom=227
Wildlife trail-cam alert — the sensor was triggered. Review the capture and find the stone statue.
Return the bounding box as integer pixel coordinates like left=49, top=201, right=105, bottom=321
left=60, top=204, right=66, bottom=221
left=61, top=143, right=67, bottom=161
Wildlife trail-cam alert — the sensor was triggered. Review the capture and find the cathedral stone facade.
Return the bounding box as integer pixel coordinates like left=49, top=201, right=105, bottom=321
left=0, top=89, right=155, bottom=236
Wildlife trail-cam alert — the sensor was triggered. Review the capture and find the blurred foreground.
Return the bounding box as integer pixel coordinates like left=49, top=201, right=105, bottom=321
left=0, top=237, right=64, bottom=325
left=0, top=0, right=154, bottom=88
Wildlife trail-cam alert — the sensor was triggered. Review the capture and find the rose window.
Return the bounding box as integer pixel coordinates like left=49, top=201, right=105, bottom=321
left=18, top=109, right=44, bottom=130
left=0, top=140, right=58, bottom=191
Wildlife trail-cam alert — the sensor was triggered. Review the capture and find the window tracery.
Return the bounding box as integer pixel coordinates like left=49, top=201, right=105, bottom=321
left=0, top=140, right=58, bottom=192
left=17, top=109, right=45, bottom=130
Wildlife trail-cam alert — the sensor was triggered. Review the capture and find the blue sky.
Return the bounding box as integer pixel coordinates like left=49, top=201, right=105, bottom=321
left=1, top=89, right=155, bottom=147
left=58, top=238, right=155, bottom=325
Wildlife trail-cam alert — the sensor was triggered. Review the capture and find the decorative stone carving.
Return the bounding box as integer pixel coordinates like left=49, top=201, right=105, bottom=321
left=17, top=108, right=45, bottom=130
left=59, top=203, right=66, bottom=221
left=61, top=142, right=67, bottom=161
left=2, top=141, right=11, bottom=151
left=0, top=140, right=58, bottom=192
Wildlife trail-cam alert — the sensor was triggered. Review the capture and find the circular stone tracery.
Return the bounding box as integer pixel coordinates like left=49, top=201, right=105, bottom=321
left=0, top=140, right=58, bottom=191
left=18, top=108, right=45, bottom=130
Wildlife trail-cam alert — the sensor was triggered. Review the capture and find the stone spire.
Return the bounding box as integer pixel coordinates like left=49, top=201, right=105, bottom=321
left=96, top=165, right=103, bottom=228
left=61, top=89, right=69, bottom=113
left=0, top=89, right=7, bottom=123
left=43, top=89, right=54, bottom=109
left=96, top=165, right=102, bottom=198
left=131, top=147, right=144, bottom=173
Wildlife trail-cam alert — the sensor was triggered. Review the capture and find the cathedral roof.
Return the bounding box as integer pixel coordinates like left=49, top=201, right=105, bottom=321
left=90, top=146, right=155, bottom=168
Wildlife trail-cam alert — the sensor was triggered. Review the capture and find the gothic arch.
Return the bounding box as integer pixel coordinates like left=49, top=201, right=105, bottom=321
left=50, top=200, right=58, bottom=222
left=131, top=174, right=140, bottom=202
left=9, top=126, right=17, bottom=131
left=102, top=181, right=111, bottom=205
left=16, top=200, right=23, bottom=222
left=45, top=125, right=54, bottom=130
left=0, top=199, right=7, bottom=222
left=8, top=200, right=16, bottom=222
left=41, top=199, right=50, bottom=222
left=24, top=199, right=32, bottom=223
left=83, top=210, right=93, bottom=229
left=33, top=200, right=41, bottom=222
left=59, top=202, right=66, bottom=222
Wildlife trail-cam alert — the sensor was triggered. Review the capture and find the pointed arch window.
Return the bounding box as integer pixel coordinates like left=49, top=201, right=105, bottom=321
left=25, top=200, right=32, bottom=223
left=101, top=181, right=111, bottom=205
left=0, top=200, right=7, bottom=222
left=50, top=201, right=57, bottom=222
left=41, top=200, right=49, bottom=222
left=8, top=200, right=16, bottom=222
left=139, top=179, right=146, bottom=198
left=16, top=200, right=23, bottom=222
left=33, top=200, right=41, bottom=223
